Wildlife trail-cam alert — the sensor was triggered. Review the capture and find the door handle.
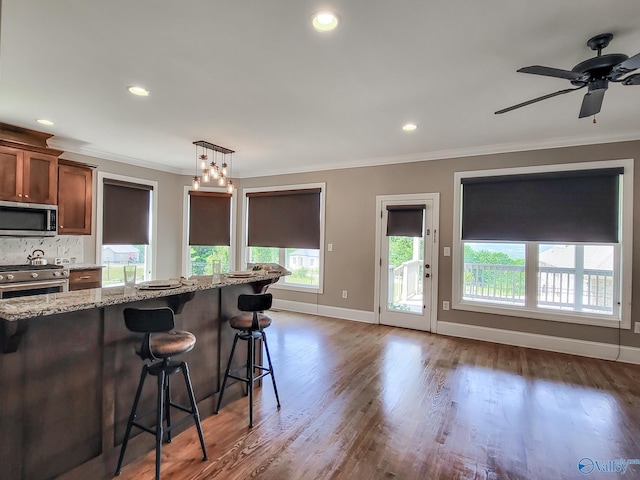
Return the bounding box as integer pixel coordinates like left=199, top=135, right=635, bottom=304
left=425, top=273, right=430, bottom=278
left=425, top=264, right=430, bottom=269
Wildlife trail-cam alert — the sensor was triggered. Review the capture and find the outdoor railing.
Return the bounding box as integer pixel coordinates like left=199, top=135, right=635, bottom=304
left=463, top=263, right=614, bottom=313
left=389, top=260, right=423, bottom=304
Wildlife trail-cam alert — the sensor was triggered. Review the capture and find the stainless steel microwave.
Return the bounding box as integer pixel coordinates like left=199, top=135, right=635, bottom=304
left=0, top=200, right=58, bottom=236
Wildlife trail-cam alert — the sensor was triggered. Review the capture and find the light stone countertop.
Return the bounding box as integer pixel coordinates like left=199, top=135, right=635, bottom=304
left=0, top=272, right=284, bottom=322
left=67, top=263, right=104, bottom=270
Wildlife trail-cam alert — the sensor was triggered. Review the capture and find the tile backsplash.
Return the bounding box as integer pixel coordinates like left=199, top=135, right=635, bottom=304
left=0, top=236, right=83, bottom=265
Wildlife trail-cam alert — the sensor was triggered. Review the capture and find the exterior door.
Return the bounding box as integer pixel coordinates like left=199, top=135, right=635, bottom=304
left=378, top=197, right=434, bottom=331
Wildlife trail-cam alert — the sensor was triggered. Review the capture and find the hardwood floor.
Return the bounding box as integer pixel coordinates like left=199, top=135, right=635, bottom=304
left=116, top=310, right=640, bottom=480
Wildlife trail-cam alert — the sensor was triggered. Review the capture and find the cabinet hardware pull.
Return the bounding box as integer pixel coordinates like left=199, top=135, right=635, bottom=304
left=25, top=194, right=29, bottom=198
left=78, top=275, right=91, bottom=279
left=18, top=193, right=22, bottom=197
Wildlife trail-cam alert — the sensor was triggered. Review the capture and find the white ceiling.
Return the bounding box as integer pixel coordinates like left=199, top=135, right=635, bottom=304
left=1, top=1, right=640, bottom=178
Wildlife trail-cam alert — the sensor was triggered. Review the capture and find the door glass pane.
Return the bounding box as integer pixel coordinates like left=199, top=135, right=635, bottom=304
left=387, top=236, right=423, bottom=313
left=463, top=242, right=525, bottom=305
left=189, top=246, right=230, bottom=276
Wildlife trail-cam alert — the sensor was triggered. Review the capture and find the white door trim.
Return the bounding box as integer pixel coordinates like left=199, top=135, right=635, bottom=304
left=374, top=193, right=440, bottom=332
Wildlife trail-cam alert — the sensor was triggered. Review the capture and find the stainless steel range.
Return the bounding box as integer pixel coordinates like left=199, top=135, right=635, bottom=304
left=0, top=264, right=70, bottom=299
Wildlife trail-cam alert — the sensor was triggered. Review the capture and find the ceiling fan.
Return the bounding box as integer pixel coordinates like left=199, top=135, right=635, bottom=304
left=495, top=33, right=640, bottom=118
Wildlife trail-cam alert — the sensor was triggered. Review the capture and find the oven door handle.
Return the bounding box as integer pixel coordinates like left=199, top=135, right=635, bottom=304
left=0, top=279, right=69, bottom=293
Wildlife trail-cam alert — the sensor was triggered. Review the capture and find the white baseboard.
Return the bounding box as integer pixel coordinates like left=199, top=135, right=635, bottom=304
left=437, top=321, right=640, bottom=365
left=272, top=299, right=376, bottom=324
left=270, top=300, right=640, bottom=364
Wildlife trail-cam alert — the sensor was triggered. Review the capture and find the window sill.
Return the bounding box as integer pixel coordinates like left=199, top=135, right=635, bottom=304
left=270, top=280, right=322, bottom=295
left=453, top=300, right=625, bottom=329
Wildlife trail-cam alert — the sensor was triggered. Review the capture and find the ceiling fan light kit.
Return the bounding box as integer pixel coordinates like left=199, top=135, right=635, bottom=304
left=496, top=33, right=640, bottom=118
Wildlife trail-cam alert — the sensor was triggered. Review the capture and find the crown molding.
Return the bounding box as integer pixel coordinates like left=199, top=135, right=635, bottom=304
left=51, top=131, right=640, bottom=179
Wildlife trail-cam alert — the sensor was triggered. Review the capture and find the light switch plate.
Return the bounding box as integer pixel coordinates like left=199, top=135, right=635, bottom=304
left=444, top=247, right=451, bottom=257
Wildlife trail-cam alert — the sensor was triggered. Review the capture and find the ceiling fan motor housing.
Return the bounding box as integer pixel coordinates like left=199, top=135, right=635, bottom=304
left=570, top=54, right=629, bottom=85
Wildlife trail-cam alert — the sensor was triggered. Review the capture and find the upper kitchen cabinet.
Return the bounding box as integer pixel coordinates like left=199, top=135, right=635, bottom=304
left=0, top=123, right=63, bottom=205
left=58, top=160, right=93, bottom=235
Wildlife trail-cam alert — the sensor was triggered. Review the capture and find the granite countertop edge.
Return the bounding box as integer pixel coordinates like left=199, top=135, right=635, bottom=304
left=67, top=263, right=104, bottom=270
left=0, top=273, right=284, bottom=322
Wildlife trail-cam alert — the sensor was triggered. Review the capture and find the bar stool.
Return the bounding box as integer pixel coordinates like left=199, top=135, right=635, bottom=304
left=215, top=293, right=280, bottom=427
left=115, top=307, right=207, bottom=480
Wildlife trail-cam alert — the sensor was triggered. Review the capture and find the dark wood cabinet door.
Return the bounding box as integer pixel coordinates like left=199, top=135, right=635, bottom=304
left=69, top=268, right=102, bottom=290
left=0, top=146, right=24, bottom=201
left=23, top=151, right=58, bottom=204
left=58, top=164, right=92, bottom=235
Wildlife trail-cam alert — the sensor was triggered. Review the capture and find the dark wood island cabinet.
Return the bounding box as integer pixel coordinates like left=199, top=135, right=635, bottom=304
left=0, top=273, right=282, bottom=480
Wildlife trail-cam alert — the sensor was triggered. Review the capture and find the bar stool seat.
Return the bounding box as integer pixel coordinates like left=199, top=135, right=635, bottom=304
left=229, top=312, right=272, bottom=330
left=136, top=330, right=196, bottom=358
left=215, top=293, right=280, bottom=427
left=115, top=307, right=207, bottom=480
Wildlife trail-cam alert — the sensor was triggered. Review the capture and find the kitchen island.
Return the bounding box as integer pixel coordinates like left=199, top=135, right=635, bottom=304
left=0, top=272, right=284, bottom=480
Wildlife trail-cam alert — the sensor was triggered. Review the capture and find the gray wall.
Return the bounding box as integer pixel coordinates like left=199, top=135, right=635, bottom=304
left=236, top=140, right=640, bottom=347
left=75, top=140, right=640, bottom=348
left=62, top=152, right=186, bottom=281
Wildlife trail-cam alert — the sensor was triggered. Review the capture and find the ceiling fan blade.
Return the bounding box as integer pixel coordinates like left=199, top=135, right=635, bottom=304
left=578, top=89, right=606, bottom=118
left=518, top=65, right=587, bottom=81
left=495, top=86, right=584, bottom=115
left=622, top=73, right=640, bottom=86
left=612, top=52, right=640, bottom=75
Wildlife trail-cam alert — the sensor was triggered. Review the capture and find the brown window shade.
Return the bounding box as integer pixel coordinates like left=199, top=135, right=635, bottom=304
left=102, top=180, right=152, bottom=245
left=386, top=205, right=425, bottom=237
left=461, top=167, right=623, bottom=243
left=188, top=191, right=231, bottom=246
left=247, top=188, right=321, bottom=249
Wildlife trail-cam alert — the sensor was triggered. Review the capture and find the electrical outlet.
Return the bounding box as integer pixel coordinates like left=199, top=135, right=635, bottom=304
left=342, top=290, right=348, bottom=299
left=635, top=322, right=640, bottom=334
left=443, top=301, right=450, bottom=311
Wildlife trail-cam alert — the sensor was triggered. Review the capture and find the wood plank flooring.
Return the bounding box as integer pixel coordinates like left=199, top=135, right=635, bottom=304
left=116, top=310, right=640, bottom=480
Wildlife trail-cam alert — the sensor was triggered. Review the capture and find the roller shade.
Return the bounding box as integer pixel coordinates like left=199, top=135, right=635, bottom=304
left=386, top=205, right=424, bottom=237
left=102, top=179, right=152, bottom=245
left=247, top=188, right=321, bottom=248
left=461, top=168, right=623, bottom=243
left=188, top=191, right=231, bottom=246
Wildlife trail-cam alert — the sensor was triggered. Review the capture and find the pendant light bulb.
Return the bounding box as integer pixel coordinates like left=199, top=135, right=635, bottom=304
left=192, top=176, right=201, bottom=190
left=202, top=169, right=210, bottom=182
left=222, top=162, right=228, bottom=176
left=226, top=180, right=234, bottom=194
left=200, top=154, right=208, bottom=171
left=218, top=176, right=225, bottom=186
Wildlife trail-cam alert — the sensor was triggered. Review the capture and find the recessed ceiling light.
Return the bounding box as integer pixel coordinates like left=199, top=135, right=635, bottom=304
left=36, top=119, right=54, bottom=126
left=128, top=86, right=150, bottom=97
left=402, top=123, right=418, bottom=132
left=312, top=11, right=339, bottom=32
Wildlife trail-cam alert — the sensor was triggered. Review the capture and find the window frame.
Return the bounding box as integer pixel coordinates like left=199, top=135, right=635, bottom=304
left=241, top=182, right=325, bottom=294
left=181, top=185, right=237, bottom=277
left=96, top=172, right=158, bottom=283
left=452, top=159, right=633, bottom=329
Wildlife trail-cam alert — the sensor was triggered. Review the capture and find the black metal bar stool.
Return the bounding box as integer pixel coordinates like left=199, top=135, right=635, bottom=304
left=215, top=293, right=280, bottom=427
left=115, top=307, right=207, bottom=480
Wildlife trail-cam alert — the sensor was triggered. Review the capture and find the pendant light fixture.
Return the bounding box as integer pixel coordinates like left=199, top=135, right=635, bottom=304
left=192, top=140, right=235, bottom=193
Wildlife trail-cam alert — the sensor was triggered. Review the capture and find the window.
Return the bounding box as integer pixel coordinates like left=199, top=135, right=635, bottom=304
left=453, top=160, right=632, bottom=328
left=97, top=173, right=157, bottom=286
left=182, top=187, right=235, bottom=277
left=243, top=183, right=325, bottom=292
